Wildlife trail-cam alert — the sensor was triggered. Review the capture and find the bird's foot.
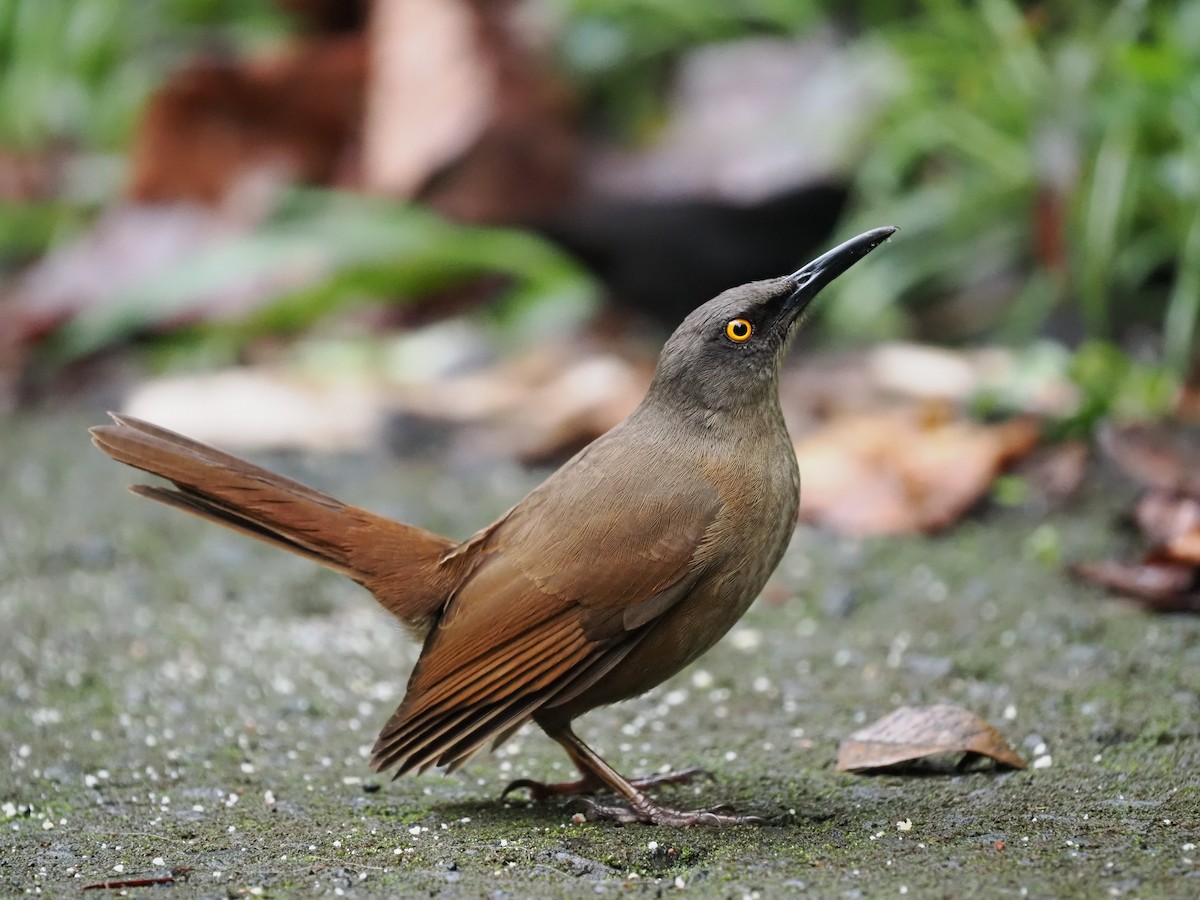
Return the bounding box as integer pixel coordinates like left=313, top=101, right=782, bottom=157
left=576, top=796, right=766, bottom=827
left=503, top=767, right=712, bottom=802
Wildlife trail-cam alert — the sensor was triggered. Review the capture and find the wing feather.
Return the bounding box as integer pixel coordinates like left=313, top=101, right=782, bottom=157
left=370, top=430, right=721, bottom=774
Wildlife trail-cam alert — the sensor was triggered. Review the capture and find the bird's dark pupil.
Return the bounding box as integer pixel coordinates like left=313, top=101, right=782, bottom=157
left=733, top=322, right=747, bottom=336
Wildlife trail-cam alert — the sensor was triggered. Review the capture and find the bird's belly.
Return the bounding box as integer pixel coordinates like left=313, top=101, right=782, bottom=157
left=554, top=483, right=797, bottom=715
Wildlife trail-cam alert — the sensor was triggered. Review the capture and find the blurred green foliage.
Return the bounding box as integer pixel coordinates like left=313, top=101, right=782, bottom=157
left=0, top=0, right=289, bottom=272
left=969, top=338, right=1177, bottom=438
left=0, top=0, right=286, bottom=150
left=6, top=0, right=1200, bottom=393
left=556, top=0, right=1200, bottom=374
left=829, top=0, right=1200, bottom=372
left=43, top=189, right=597, bottom=367
left=1063, top=339, right=1179, bottom=434
left=552, top=0, right=822, bottom=136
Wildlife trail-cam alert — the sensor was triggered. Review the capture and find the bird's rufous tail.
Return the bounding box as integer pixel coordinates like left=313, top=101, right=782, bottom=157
left=90, top=413, right=455, bottom=635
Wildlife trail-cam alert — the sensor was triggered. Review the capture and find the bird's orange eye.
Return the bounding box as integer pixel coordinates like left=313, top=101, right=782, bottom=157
left=725, top=318, right=753, bottom=342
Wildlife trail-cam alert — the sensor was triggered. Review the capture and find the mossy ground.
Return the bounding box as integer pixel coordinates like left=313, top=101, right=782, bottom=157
left=1, top=410, right=1197, bottom=897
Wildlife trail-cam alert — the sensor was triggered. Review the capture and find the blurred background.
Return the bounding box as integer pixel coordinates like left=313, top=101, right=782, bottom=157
left=0, top=0, right=1196, bottom=478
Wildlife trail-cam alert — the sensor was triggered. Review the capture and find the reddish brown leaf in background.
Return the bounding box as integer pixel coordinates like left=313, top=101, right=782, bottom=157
left=128, top=0, right=576, bottom=218
left=1097, top=421, right=1200, bottom=496
left=793, top=404, right=1040, bottom=536
left=1033, top=185, right=1069, bottom=274
left=0, top=204, right=248, bottom=405
left=128, top=37, right=366, bottom=204
left=1134, top=490, right=1200, bottom=563
left=1074, top=422, right=1200, bottom=613
left=1014, top=440, right=1089, bottom=504
left=836, top=704, right=1027, bottom=773
left=0, top=148, right=65, bottom=203
left=362, top=0, right=492, bottom=199
left=115, top=344, right=652, bottom=461
left=1070, top=558, right=1200, bottom=612
left=364, top=0, right=578, bottom=223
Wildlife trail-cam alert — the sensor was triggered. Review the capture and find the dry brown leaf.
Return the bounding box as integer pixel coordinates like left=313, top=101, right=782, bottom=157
left=1070, top=558, right=1200, bottom=612
left=1097, top=421, right=1200, bottom=496
left=1, top=204, right=242, bottom=348
left=391, top=344, right=650, bottom=464
left=794, top=405, right=1040, bottom=535
left=364, top=0, right=577, bottom=223
left=112, top=342, right=651, bottom=461
left=1135, top=491, right=1200, bottom=563
left=1014, top=440, right=1089, bottom=504
left=362, top=0, right=491, bottom=197
left=129, top=37, right=366, bottom=204
left=122, top=368, right=386, bottom=453
left=0, top=147, right=64, bottom=203
left=1072, top=479, right=1200, bottom=614
left=836, top=704, right=1027, bottom=773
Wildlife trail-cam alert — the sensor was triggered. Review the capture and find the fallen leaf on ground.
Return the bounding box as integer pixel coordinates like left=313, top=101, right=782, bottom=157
left=793, top=405, right=1040, bottom=535
left=390, top=343, right=651, bottom=464
left=1097, top=421, right=1200, bottom=495
left=836, top=704, right=1027, bottom=773
left=1135, top=491, right=1200, bottom=563
left=122, top=368, right=387, bottom=453
left=111, top=338, right=650, bottom=462
left=1070, top=558, right=1199, bottom=612
left=0, top=203, right=249, bottom=398
left=1074, top=422, right=1200, bottom=613
left=1012, top=440, right=1089, bottom=504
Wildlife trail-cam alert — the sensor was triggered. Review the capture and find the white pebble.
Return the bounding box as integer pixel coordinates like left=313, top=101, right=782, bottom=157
left=730, top=629, right=762, bottom=652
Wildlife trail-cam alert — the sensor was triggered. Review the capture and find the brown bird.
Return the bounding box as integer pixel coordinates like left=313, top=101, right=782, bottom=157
left=91, top=226, right=895, bottom=826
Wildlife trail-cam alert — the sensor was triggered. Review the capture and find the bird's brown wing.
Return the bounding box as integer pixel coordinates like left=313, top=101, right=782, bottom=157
left=370, top=438, right=720, bottom=775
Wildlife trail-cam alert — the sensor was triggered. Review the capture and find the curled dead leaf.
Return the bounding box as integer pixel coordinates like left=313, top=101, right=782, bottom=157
left=1013, top=440, right=1089, bottom=504
left=1072, top=451, right=1200, bottom=613
left=836, top=704, right=1027, bottom=773
left=1135, top=491, right=1200, bottom=564
left=794, top=405, right=1040, bottom=536
left=1097, top=421, right=1200, bottom=496
left=1070, top=558, right=1200, bottom=612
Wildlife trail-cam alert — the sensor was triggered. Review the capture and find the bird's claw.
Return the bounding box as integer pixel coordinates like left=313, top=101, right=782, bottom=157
left=501, top=778, right=556, bottom=801
left=502, top=766, right=711, bottom=802
left=644, top=766, right=716, bottom=788
left=574, top=796, right=768, bottom=827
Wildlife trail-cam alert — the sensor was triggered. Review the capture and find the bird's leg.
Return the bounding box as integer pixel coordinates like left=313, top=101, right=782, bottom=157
left=524, top=721, right=763, bottom=826
left=504, top=725, right=709, bottom=800
left=502, top=729, right=711, bottom=801
left=503, top=770, right=710, bottom=801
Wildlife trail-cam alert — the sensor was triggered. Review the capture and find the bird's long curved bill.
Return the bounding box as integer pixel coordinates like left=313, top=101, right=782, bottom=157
left=786, top=226, right=898, bottom=314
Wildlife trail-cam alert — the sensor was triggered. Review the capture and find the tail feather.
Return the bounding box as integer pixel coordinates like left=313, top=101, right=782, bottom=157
left=91, top=413, right=456, bottom=633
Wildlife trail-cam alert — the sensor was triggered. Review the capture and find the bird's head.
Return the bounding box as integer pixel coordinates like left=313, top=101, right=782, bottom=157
left=647, top=226, right=897, bottom=416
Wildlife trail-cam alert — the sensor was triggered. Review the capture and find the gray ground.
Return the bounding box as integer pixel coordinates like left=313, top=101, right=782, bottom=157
left=2, top=410, right=1197, bottom=898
